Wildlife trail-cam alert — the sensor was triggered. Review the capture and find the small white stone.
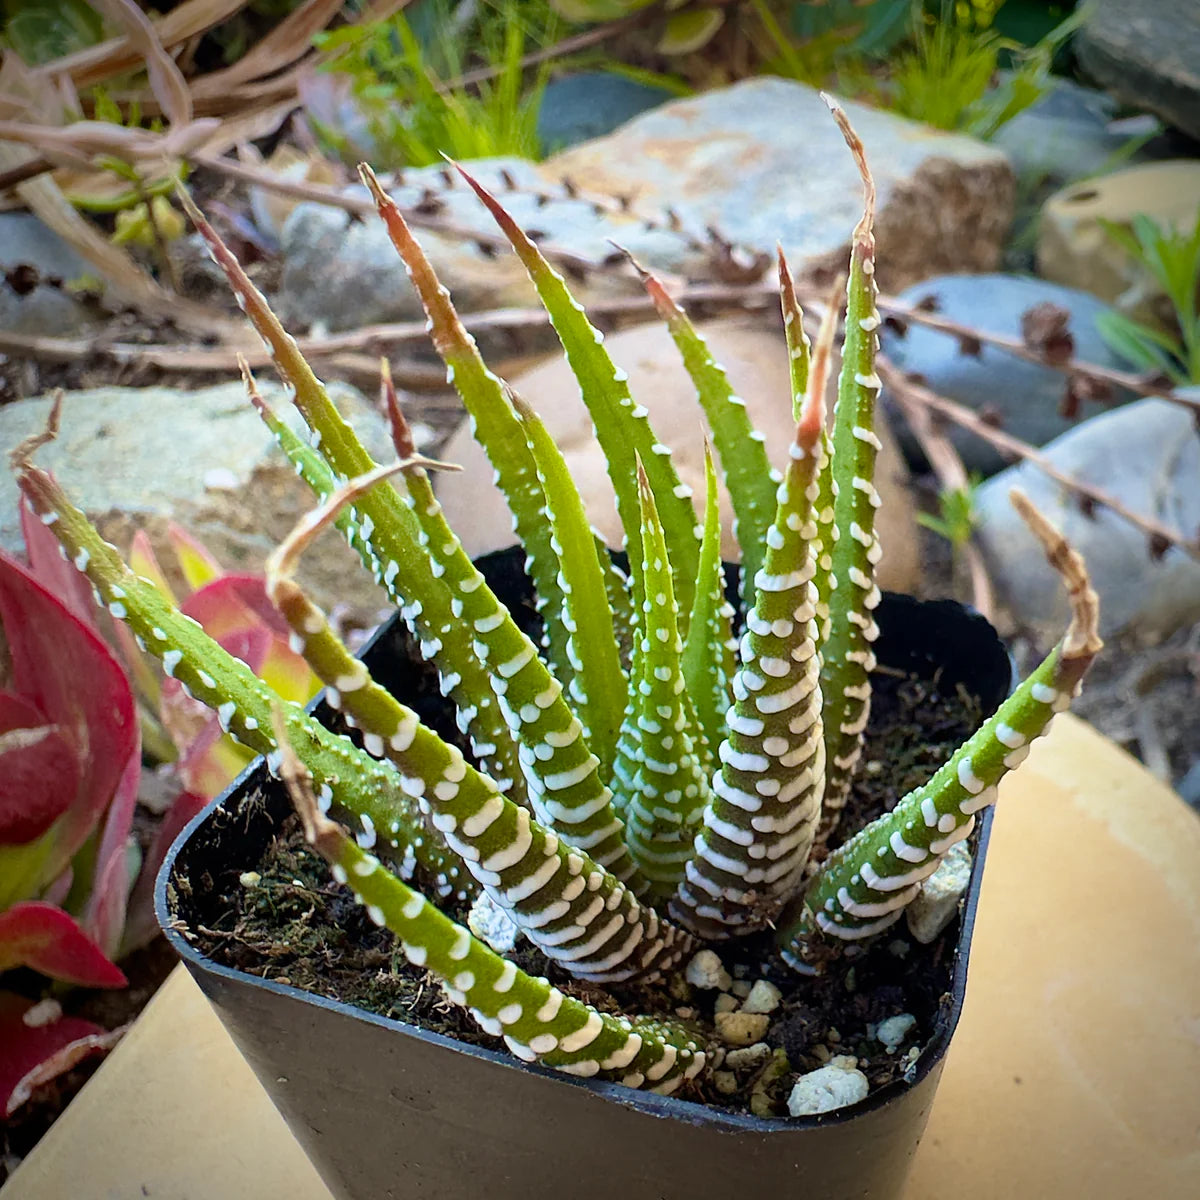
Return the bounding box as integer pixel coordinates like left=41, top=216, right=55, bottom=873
left=685, top=948, right=732, bottom=992
left=906, top=842, right=973, bottom=944
left=466, top=890, right=519, bottom=954
left=741, top=979, right=783, bottom=1015
left=715, top=1010, right=771, bottom=1047
left=876, top=1013, right=917, bottom=1053
left=725, top=1042, right=772, bottom=1071
left=239, top=871, right=261, bottom=888
left=786, top=1056, right=870, bottom=1117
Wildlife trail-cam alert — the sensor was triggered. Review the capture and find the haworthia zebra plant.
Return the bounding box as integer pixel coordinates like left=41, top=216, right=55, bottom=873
left=11, top=100, right=1102, bottom=1099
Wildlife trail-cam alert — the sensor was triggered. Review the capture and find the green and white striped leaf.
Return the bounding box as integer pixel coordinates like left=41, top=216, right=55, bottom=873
left=511, top=392, right=627, bottom=776
left=781, top=492, right=1102, bottom=957
left=14, top=450, right=473, bottom=900
left=817, top=105, right=884, bottom=828
left=361, top=166, right=576, bottom=691
left=671, top=314, right=834, bottom=939
left=280, top=739, right=706, bottom=1091
left=452, top=162, right=702, bottom=620
left=622, top=462, right=714, bottom=895
left=638, top=263, right=779, bottom=601
left=265, top=535, right=697, bottom=984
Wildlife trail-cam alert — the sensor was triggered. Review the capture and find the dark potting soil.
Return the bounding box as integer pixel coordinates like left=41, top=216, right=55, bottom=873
left=181, top=662, right=983, bottom=1119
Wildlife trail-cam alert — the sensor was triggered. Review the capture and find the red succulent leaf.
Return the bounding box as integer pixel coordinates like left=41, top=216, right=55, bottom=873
left=0, top=902, right=127, bottom=987
left=0, top=693, right=79, bottom=844
left=173, top=713, right=253, bottom=798
left=0, top=992, right=123, bottom=1117
left=19, top=496, right=94, bottom=627
left=0, top=547, right=138, bottom=896
left=82, top=748, right=143, bottom=960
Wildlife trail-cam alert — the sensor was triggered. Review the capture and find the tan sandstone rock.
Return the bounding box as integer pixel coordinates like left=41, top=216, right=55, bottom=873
left=436, top=315, right=921, bottom=596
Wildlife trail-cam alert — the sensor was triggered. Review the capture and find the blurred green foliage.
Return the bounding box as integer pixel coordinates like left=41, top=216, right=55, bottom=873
left=1097, top=212, right=1200, bottom=385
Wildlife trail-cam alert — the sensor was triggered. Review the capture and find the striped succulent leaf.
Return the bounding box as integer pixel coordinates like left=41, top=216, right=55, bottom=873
left=376, top=374, right=640, bottom=888
left=670, top=295, right=836, bottom=940
left=620, top=461, right=715, bottom=895
left=360, top=166, right=576, bottom=693
left=264, top=473, right=694, bottom=982
left=634, top=258, right=779, bottom=601
left=779, top=492, right=1102, bottom=960
left=277, top=722, right=705, bottom=1092
left=680, top=443, right=738, bottom=766
left=817, top=106, right=885, bottom=828
left=451, top=162, right=702, bottom=620
left=12, top=428, right=472, bottom=900
left=778, top=253, right=836, bottom=647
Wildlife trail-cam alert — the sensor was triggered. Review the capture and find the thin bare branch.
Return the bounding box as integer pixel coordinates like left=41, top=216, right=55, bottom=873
left=877, top=355, right=1200, bottom=563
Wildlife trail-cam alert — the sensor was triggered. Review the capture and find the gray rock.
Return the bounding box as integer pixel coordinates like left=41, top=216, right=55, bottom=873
left=1077, top=0, right=1200, bottom=141
left=976, top=394, right=1200, bottom=644
left=880, top=274, right=1135, bottom=475
left=537, top=71, right=676, bottom=153
left=0, top=212, right=103, bottom=335
left=991, top=76, right=1132, bottom=194
left=0, top=381, right=395, bottom=616
left=278, top=81, right=1014, bottom=333
left=545, top=78, right=1015, bottom=293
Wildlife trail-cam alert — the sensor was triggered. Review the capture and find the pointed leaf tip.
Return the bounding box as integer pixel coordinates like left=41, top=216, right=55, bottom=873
left=822, top=100, right=875, bottom=240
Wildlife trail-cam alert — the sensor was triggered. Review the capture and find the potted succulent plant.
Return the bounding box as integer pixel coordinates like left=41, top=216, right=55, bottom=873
left=10, top=101, right=1101, bottom=1200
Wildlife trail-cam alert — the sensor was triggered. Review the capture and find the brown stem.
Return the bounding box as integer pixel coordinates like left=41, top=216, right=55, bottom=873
left=877, top=355, right=1200, bottom=563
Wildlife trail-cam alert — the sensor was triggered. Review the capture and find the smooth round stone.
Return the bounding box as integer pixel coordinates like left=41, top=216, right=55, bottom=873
left=435, top=315, right=922, bottom=596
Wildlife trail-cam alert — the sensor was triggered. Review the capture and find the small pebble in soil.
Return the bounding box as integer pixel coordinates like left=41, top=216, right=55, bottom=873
left=730, top=979, right=753, bottom=1000
left=787, top=1056, right=871, bottom=1117
left=239, top=871, right=261, bottom=888
left=741, top=980, right=782, bottom=1015
left=906, top=842, right=973, bottom=944
left=715, top=1010, right=770, bottom=1047
left=467, top=891, right=519, bottom=953
left=714, top=993, right=740, bottom=1015
left=685, top=949, right=732, bottom=991
left=875, top=1013, right=917, bottom=1053
left=713, top=1070, right=739, bottom=1096
left=725, top=1042, right=772, bottom=1072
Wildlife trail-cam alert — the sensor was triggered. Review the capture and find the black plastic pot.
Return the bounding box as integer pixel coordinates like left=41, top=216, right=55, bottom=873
left=157, top=551, right=1013, bottom=1200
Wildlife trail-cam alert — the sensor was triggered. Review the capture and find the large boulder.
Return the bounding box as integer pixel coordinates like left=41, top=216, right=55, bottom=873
left=1076, top=0, right=1200, bottom=141
left=975, top=395, right=1200, bottom=644
left=0, top=382, right=397, bottom=616
left=279, top=81, right=1014, bottom=335
left=544, top=78, right=1015, bottom=293
left=880, top=274, right=1135, bottom=476
left=435, top=315, right=921, bottom=596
